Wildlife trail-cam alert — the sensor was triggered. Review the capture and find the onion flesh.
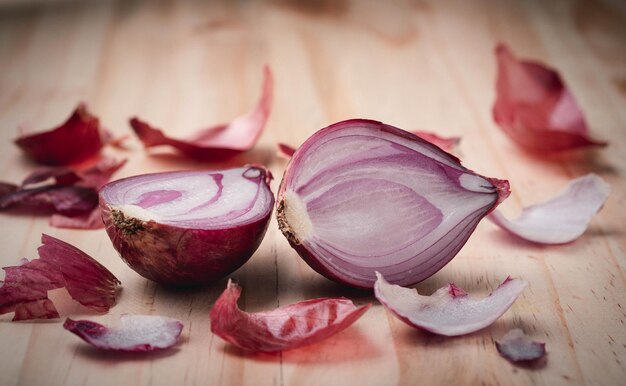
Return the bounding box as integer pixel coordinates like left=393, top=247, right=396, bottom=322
left=489, top=174, right=610, bottom=244
left=99, top=166, right=274, bottom=285
left=374, top=272, right=527, bottom=336
left=210, top=279, right=370, bottom=352
left=277, top=119, right=509, bottom=289
left=64, top=315, right=183, bottom=352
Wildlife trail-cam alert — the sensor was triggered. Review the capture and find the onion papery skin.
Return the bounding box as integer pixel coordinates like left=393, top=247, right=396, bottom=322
left=277, top=120, right=509, bottom=289
left=100, top=167, right=274, bottom=286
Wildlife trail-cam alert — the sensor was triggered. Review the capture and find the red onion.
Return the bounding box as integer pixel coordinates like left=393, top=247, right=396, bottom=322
left=276, top=119, right=509, bottom=289
left=99, top=166, right=274, bottom=285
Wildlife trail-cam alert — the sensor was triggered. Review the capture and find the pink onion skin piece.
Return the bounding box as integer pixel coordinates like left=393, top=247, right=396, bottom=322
left=488, top=174, right=610, bottom=244
left=64, top=315, right=183, bottom=352
left=210, top=280, right=370, bottom=352
left=496, top=328, right=546, bottom=363
left=410, top=131, right=460, bottom=153
left=276, top=119, right=510, bottom=289
left=130, top=66, right=272, bottom=161
left=99, top=166, right=274, bottom=286
left=493, top=44, right=606, bottom=152
left=14, top=104, right=106, bottom=166
left=374, top=272, right=527, bottom=336
left=0, top=235, right=120, bottom=321
left=50, top=208, right=105, bottom=230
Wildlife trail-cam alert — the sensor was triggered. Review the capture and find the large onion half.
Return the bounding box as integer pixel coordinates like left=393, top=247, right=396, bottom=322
left=99, top=166, right=274, bottom=285
left=276, top=120, right=509, bottom=289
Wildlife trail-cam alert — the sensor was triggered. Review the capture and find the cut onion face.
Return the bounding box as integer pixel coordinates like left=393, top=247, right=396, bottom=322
left=64, top=315, right=183, bottom=352
left=100, top=166, right=274, bottom=285
left=276, top=119, right=509, bottom=289
left=374, top=272, right=527, bottom=336
left=14, top=104, right=106, bottom=166
left=130, top=66, right=272, bottom=161
left=210, top=280, right=370, bottom=352
left=496, top=328, right=546, bottom=363
left=493, top=44, right=606, bottom=152
left=0, top=234, right=120, bottom=321
left=489, top=174, right=610, bottom=244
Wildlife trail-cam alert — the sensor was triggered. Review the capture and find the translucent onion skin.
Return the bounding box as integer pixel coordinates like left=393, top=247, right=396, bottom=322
left=277, top=120, right=509, bottom=289
left=100, top=167, right=274, bottom=286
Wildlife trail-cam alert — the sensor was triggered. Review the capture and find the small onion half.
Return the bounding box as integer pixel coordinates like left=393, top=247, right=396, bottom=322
left=100, top=166, right=274, bottom=285
left=277, top=120, right=509, bottom=289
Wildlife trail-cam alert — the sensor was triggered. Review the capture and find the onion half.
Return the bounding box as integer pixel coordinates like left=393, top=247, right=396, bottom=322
left=99, top=166, right=274, bottom=285
left=277, top=120, right=509, bottom=289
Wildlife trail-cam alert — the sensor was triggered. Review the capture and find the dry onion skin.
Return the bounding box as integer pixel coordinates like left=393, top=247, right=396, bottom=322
left=276, top=119, right=509, bottom=289
left=374, top=272, right=527, bottom=336
left=210, top=280, right=370, bottom=352
left=493, top=44, right=606, bottom=152
left=99, top=166, right=274, bottom=285
left=488, top=174, right=610, bottom=244
left=496, top=328, right=547, bottom=363
left=64, top=315, right=183, bottom=352
left=14, top=104, right=107, bottom=166
left=0, top=234, right=120, bottom=321
left=130, top=66, right=272, bottom=161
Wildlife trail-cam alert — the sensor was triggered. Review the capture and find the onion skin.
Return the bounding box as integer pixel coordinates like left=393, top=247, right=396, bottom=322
left=277, top=119, right=509, bottom=289
left=100, top=168, right=273, bottom=286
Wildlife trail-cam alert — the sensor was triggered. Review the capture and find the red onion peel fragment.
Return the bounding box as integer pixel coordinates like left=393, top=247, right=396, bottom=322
left=100, top=166, right=274, bottom=285
left=496, top=328, right=546, bottom=363
left=130, top=66, right=273, bottom=161
left=0, top=234, right=120, bottom=321
left=14, top=103, right=109, bottom=166
left=493, top=43, right=606, bottom=152
left=0, top=158, right=126, bottom=229
left=64, top=315, right=183, bottom=352
left=276, top=119, right=509, bottom=289
left=488, top=174, right=610, bottom=244
left=210, top=280, right=370, bottom=352
left=374, top=272, right=527, bottom=336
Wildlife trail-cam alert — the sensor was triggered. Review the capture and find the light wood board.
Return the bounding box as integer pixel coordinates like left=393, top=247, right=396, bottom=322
left=0, top=0, right=624, bottom=385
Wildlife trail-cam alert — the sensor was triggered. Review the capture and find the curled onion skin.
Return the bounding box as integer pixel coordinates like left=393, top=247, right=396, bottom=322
left=277, top=119, right=509, bottom=289
left=100, top=166, right=274, bottom=286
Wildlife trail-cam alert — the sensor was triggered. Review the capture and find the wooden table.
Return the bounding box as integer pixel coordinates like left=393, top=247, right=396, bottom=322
left=0, top=1, right=624, bottom=385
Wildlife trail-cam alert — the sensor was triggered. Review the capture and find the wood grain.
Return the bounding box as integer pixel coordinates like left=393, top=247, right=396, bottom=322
left=0, top=1, right=624, bottom=385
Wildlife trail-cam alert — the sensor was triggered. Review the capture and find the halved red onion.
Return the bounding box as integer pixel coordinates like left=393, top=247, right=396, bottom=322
left=493, top=44, right=606, bottom=152
left=276, top=119, right=509, bottom=289
left=0, top=234, right=120, bottom=321
left=99, top=166, right=274, bottom=285
left=64, top=315, right=183, bottom=352
left=210, top=280, right=370, bottom=352
left=489, top=174, right=610, bottom=244
left=14, top=104, right=107, bottom=166
left=374, top=272, right=527, bottom=336
left=496, top=328, right=546, bottom=363
left=130, top=66, right=272, bottom=161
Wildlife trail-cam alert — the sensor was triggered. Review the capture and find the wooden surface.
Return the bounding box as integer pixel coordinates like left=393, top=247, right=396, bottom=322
left=0, top=0, right=625, bottom=385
